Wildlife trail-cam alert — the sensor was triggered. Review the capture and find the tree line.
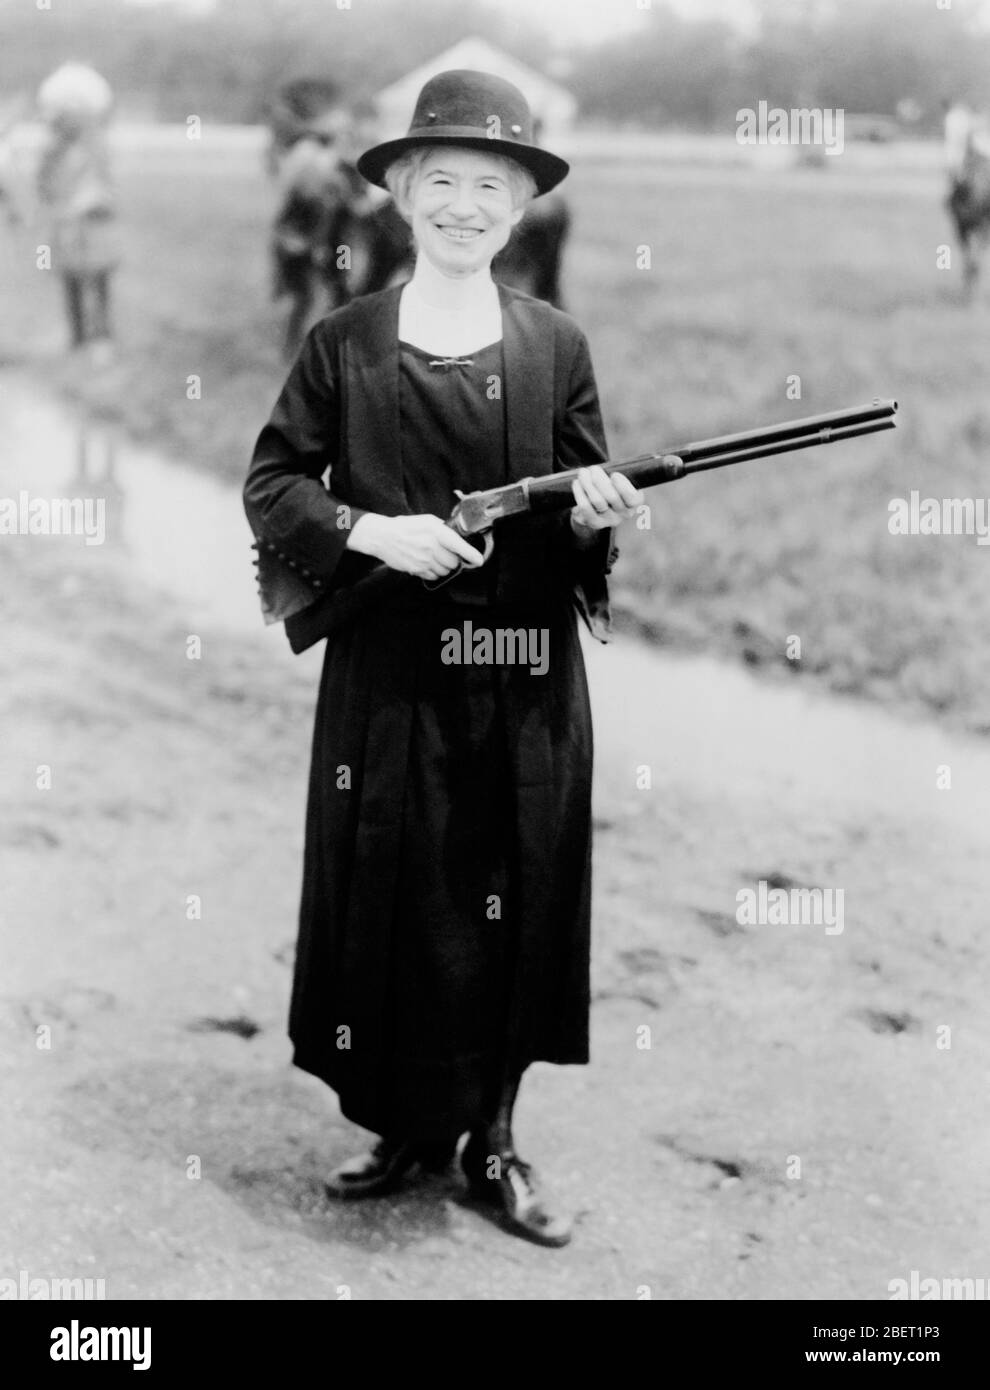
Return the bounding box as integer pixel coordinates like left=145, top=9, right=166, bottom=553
left=1, top=0, right=986, bottom=132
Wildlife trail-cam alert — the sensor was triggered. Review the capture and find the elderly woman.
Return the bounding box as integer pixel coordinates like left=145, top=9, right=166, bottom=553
left=244, top=70, right=642, bottom=1248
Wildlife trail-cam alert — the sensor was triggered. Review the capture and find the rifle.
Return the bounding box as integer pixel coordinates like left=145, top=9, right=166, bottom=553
left=269, top=398, right=898, bottom=653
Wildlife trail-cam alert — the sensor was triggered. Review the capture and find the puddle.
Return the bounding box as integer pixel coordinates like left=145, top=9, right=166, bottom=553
left=583, top=637, right=990, bottom=839
left=2, top=375, right=261, bottom=634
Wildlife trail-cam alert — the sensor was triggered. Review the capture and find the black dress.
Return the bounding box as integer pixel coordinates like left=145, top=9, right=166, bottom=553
left=289, top=336, right=596, bottom=1147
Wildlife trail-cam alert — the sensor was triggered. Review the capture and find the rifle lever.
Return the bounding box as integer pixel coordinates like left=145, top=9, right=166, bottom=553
left=422, top=529, right=495, bottom=591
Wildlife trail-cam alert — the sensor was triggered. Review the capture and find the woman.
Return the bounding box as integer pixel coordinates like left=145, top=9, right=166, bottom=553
left=244, top=70, right=644, bottom=1248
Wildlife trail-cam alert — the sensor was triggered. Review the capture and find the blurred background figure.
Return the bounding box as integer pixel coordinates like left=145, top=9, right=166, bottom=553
left=943, top=98, right=990, bottom=183
left=491, top=118, right=570, bottom=308
left=266, top=78, right=373, bottom=357
left=943, top=97, right=990, bottom=296
left=0, top=96, right=28, bottom=229
left=36, top=62, right=120, bottom=363
left=266, top=77, right=349, bottom=175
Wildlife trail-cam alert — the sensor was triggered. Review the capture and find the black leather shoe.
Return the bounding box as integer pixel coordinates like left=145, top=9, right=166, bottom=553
left=416, top=1138, right=459, bottom=1173
left=461, top=1137, right=573, bottom=1247
left=325, top=1139, right=421, bottom=1199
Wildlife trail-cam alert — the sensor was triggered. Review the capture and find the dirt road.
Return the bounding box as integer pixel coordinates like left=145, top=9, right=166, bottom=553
left=2, top=382, right=987, bottom=1300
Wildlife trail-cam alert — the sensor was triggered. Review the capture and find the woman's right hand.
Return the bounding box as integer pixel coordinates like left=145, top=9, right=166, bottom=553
left=346, top=513, right=484, bottom=583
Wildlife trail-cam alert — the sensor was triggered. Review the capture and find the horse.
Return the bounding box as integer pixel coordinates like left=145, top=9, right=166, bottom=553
left=947, top=154, right=990, bottom=297
left=266, top=80, right=377, bottom=357
left=269, top=136, right=369, bottom=356
left=944, top=102, right=990, bottom=297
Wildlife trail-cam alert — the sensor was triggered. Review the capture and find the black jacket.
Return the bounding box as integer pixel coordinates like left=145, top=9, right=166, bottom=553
left=244, top=280, right=617, bottom=643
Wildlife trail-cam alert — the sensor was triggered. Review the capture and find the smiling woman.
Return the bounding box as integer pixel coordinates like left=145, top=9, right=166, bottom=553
left=244, top=68, right=645, bottom=1249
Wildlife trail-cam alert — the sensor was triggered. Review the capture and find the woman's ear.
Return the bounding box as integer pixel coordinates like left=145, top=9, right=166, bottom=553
left=510, top=205, right=526, bottom=228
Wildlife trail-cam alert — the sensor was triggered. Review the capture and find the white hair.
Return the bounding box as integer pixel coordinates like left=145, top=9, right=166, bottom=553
left=384, top=145, right=537, bottom=218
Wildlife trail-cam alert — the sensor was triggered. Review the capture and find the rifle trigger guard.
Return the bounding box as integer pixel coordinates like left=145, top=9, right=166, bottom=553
left=421, top=529, right=494, bottom=591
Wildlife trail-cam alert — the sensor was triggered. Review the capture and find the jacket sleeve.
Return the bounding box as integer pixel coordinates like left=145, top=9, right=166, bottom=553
left=243, top=321, right=369, bottom=624
left=552, top=325, right=619, bottom=643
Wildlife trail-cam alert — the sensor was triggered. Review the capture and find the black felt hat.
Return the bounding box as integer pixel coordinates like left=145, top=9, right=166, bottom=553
left=357, top=69, right=569, bottom=196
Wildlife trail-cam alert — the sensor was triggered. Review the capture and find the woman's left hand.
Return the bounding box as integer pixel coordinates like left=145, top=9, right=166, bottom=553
left=570, top=465, right=644, bottom=533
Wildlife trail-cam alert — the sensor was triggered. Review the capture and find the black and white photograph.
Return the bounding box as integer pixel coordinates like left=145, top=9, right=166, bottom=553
left=2, top=0, right=989, bottom=1337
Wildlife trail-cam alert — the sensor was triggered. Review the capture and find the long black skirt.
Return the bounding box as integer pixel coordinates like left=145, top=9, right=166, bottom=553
left=289, top=593, right=594, bottom=1146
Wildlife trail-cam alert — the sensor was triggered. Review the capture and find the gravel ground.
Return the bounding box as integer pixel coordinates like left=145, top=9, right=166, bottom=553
left=2, top=399, right=988, bottom=1300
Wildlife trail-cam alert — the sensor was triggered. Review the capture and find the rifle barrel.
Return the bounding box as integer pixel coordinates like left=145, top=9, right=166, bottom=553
left=526, top=398, right=897, bottom=506
left=676, top=398, right=898, bottom=468
left=675, top=415, right=897, bottom=477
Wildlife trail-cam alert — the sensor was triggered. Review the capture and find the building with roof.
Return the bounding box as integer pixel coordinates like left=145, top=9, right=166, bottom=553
left=372, top=37, right=577, bottom=142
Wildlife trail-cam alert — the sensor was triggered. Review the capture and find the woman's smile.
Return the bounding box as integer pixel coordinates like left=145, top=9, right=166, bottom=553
left=435, top=224, right=484, bottom=240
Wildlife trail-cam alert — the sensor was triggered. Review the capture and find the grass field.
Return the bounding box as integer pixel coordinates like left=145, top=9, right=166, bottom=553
left=4, top=144, right=989, bottom=731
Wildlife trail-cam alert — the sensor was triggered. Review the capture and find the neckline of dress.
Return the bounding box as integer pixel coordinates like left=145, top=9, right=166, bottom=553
left=398, top=338, right=502, bottom=361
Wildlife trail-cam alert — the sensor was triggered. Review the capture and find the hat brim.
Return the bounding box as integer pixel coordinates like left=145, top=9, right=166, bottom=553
left=356, top=130, right=569, bottom=197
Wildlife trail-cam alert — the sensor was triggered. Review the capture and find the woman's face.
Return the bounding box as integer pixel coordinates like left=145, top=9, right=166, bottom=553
left=406, top=147, right=525, bottom=278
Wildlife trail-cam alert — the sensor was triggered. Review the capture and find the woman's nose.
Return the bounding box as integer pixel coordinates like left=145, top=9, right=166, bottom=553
left=446, top=183, right=479, bottom=217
